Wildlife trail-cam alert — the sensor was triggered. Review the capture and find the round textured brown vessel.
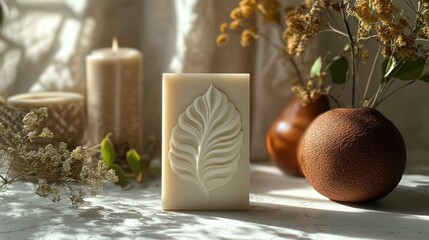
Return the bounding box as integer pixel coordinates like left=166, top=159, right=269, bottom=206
left=300, top=108, right=406, bottom=203
left=266, top=95, right=330, bottom=176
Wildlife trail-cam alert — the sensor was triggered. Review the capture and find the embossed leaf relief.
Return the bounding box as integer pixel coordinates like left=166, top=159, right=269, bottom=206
left=169, top=85, right=243, bottom=201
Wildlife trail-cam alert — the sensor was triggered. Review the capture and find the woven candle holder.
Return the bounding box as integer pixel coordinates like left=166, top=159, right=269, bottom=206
left=6, top=92, right=86, bottom=180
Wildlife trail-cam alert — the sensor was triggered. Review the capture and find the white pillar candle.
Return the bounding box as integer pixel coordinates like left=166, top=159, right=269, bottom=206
left=7, top=91, right=86, bottom=148
left=86, top=39, right=143, bottom=152
left=162, top=73, right=250, bottom=210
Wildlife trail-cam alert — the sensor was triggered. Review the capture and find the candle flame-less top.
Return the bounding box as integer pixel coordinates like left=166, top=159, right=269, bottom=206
left=7, top=92, right=84, bottom=107
left=87, top=38, right=142, bottom=61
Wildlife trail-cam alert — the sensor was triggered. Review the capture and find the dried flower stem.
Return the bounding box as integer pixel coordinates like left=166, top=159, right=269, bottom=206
left=1, top=170, right=26, bottom=188
left=341, top=7, right=357, bottom=107
left=328, top=94, right=341, bottom=108
left=258, top=33, right=305, bottom=85
left=374, top=80, right=417, bottom=108
left=319, top=24, right=349, bottom=38
left=289, top=56, right=305, bottom=85
left=363, top=44, right=382, bottom=106
left=370, top=79, right=387, bottom=108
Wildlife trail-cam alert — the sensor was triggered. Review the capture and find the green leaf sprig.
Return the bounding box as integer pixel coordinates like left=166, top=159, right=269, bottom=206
left=101, top=134, right=128, bottom=187
left=100, top=133, right=148, bottom=187
left=126, top=149, right=145, bottom=182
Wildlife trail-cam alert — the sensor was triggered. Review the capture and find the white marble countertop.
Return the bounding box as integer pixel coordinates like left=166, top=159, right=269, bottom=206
left=0, top=163, right=428, bottom=240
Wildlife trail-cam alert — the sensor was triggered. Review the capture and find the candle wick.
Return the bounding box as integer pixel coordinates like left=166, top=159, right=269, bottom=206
left=112, top=37, right=119, bottom=52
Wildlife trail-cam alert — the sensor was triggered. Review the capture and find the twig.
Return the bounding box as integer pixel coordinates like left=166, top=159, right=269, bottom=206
left=358, top=35, right=378, bottom=41
left=328, top=94, right=341, bottom=108
left=404, top=0, right=417, bottom=13
left=61, top=185, right=72, bottom=199
left=341, top=7, right=357, bottom=107
left=258, top=32, right=284, bottom=51
left=416, top=38, right=429, bottom=42
left=319, top=25, right=349, bottom=38
left=258, top=33, right=305, bottom=85
left=0, top=174, right=7, bottom=183
left=288, top=56, right=305, bottom=85
left=374, top=80, right=417, bottom=108
left=7, top=170, right=27, bottom=184
left=370, top=78, right=395, bottom=107
left=363, top=44, right=381, bottom=103
left=5, top=163, right=12, bottom=181
left=0, top=174, right=9, bottom=188
left=369, top=80, right=386, bottom=108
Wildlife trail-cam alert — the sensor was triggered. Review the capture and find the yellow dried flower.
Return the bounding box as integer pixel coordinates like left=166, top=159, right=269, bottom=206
left=382, top=46, right=392, bottom=57
left=284, top=5, right=320, bottom=56
left=306, top=79, right=314, bottom=89
left=230, top=8, right=242, bottom=20
left=424, top=25, right=429, bottom=39
left=241, top=29, right=258, bottom=47
left=240, top=5, right=256, bottom=18
left=394, top=34, right=419, bottom=59
left=216, top=34, right=229, bottom=46
left=310, top=89, right=321, bottom=101
left=239, top=0, right=257, bottom=7
left=292, top=85, right=311, bottom=106
left=422, top=7, right=429, bottom=39
left=257, top=4, right=267, bottom=16
left=292, top=72, right=327, bottom=106
left=230, top=20, right=242, bottom=30
left=257, top=0, right=281, bottom=23
left=220, top=22, right=229, bottom=34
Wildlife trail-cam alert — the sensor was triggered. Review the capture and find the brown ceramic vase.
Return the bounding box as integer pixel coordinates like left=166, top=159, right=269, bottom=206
left=266, top=95, right=330, bottom=176
left=300, top=108, right=406, bottom=203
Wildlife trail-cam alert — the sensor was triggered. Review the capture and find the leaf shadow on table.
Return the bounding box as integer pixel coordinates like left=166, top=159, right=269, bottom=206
left=189, top=199, right=429, bottom=240
left=70, top=185, right=217, bottom=239
left=0, top=182, right=208, bottom=240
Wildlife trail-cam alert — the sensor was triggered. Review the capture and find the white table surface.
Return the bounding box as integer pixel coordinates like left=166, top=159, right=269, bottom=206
left=0, top=163, right=428, bottom=240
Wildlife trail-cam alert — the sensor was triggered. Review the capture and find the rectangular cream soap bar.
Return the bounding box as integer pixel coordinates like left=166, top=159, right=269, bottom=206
left=162, top=73, right=250, bottom=210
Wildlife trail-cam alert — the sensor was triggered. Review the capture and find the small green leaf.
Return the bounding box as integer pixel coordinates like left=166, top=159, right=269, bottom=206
left=381, top=59, right=389, bottom=75
left=419, top=75, right=429, bottom=83
left=310, top=57, right=323, bottom=77
left=383, top=56, right=400, bottom=78
left=329, top=56, right=349, bottom=84
left=126, top=149, right=142, bottom=177
left=109, top=163, right=129, bottom=188
left=394, top=57, right=425, bottom=80
left=101, top=133, right=115, bottom=167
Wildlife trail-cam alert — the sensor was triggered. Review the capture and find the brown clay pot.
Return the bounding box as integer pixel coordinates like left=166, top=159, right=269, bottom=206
left=266, top=95, right=330, bottom=176
left=300, top=108, right=406, bottom=203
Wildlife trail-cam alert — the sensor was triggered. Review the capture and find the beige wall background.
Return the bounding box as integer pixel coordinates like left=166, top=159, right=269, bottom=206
left=0, top=0, right=428, bottom=167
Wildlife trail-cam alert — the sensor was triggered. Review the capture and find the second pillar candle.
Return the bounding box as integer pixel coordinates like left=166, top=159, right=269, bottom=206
left=86, top=39, right=143, bottom=152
